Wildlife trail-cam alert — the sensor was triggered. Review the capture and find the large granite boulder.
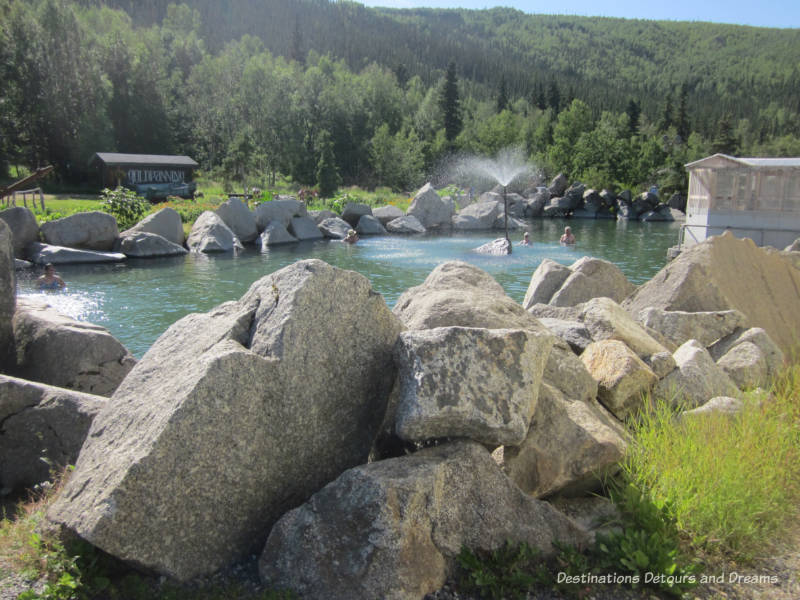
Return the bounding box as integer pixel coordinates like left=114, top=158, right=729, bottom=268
left=522, top=259, right=571, bottom=310
left=581, top=340, right=658, bottom=420
left=254, top=199, right=306, bottom=231
left=123, top=207, right=184, bottom=246
left=0, top=375, right=105, bottom=496
left=341, top=202, right=373, bottom=228
left=186, top=211, right=243, bottom=253
left=318, top=216, right=352, bottom=239
left=580, top=297, right=673, bottom=360
left=0, top=220, right=15, bottom=371
left=549, top=257, right=636, bottom=307
left=386, top=215, right=426, bottom=234
left=215, top=197, right=258, bottom=243
left=26, top=242, right=126, bottom=264
left=636, top=307, right=748, bottom=348
left=0, top=206, right=39, bottom=258
left=548, top=173, right=568, bottom=197
left=256, top=222, right=298, bottom=247
left=47, top=260, right=402, bottom=581
left=407, top=183, right=452, bottom=229
left=502, top=389, right=627, bottom=498
left=259, top=440, right=587, bottom=600
left=709, top=327, right=784, bottom=389
left=113, top=232, right=188, bottom=258
left=474, top=237, right=511, bottom=255
left=373, top=205, right=405, bottom=226
left=308, top=209, right=337, bottom=225
left=452, top=201, right=500, bottom=230
left=538, top=317, right=593, bottom=354
left=392, top=327, right=553, bottom=446
left=12, top=299, right=136, bottom=396
left=288, top=216, right=324, bottom=241
left=623, top=231, right=800, bottom=356
left=40, top=211, right=119, bottom=251
left=525, top=188, right=549, bottom=217
left=356, top=214, right=387, bottom=236
left=654, top=340, right=739, bottom=408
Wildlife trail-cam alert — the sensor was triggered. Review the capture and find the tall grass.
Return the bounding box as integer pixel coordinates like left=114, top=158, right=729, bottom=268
left=624, top=363, right=800, bottom=560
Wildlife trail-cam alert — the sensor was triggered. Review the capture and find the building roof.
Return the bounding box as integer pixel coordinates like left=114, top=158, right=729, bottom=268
left=89, top=153, right=199, bottom=168
left=686, top=153, right=800, bottom=170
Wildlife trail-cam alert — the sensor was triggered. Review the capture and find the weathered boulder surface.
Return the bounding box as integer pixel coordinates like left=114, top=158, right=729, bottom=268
left=654, top=340, right=738, bottom=408
left=256, top=222, right=298, bottom=247
left=636, top=307, right=748, bottom=348
left=548, top=173, right=568, bottom=197
left=123, top=207, right=184, bottom=246
left=452, top=201, right=500, bottom=230
left=113, top=232, right=188, bottom=258
left=254, top=199, right=306, bottom=231
left=580, top=297, right=673, bottom=360
left=12, top=299, right=136, bottom=396
left=356, top=214, right=387, bottom=236
left=1, top=220, right=15, bottom=371
left=709, top=327, right=783, bottom=389
left=550, top=257, right=636, bottom=307
left=215, top=197, right=258, bottom=243
left=259, top=440, right=586, bottom=600
left=623, top=232, right=800, bottom=356
left=318, top=216, right=352, bottom=239
left=0, top=375, right=105, bottom=496
left=40, top=211, right=119, bottom=251
left=538, top=317, right=592, bottom=354
left=26, top=242, right=126, bottom=265
left=288, top=216, right=324, bottom=241
left=387, top=215, right=426, bottom=234
left=581, top=340, right=658, bottom=420
left=373, top=205, right=405, bottom=226
left=708, top=327, right=784, bottom=376
left=393, top=327, right=553, bottom=446
left=502, top=388, right=627, bottom=498
left=0, top=206, right=39, bottom=258
left=186, top=211, right=242, bottom=253
left=47, top=260, right=402, bottom=581
left=407, top=183, right=453, bottom=230
left=341, top=202, right=373, bottom=228
left=474, top=237, right=511, bottom=255
left=542, top=339, right=599, bottom=405
left=522, top=259, right=571, bottom=309
left=308, top=209, right=337, bottom=225
left=681, top=396, right=744, bottom=419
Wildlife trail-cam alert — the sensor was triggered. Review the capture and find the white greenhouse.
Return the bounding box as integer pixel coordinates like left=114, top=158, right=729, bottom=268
left=682, top=154, right=800, bottom=249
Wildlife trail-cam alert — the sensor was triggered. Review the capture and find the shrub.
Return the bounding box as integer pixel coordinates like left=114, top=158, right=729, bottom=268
left=100, top=187, right=148, bottom=230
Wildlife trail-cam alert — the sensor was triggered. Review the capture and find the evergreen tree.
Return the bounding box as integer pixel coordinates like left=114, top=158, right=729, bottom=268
left=439, top=60, right=462, bottom=142
left=660, top=93, right=674, bottom=131
left=393, top=63, right=409, bottom=90
left=625, top=99, right=640, bottom=137
left=533, top=82, right=547, bottom=111
left=547, top=80, right=561, bottom=112
left=712, top=115, right=738, bottom=155
left=316, top=130, right=340, bottom=198
left=496, top=74, right=509, bottom=113
left=676, top=83, right=690, bottom=142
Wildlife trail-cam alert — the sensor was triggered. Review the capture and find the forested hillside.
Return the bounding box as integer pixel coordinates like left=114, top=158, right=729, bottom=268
left=2, top=0, right=799, bottom=195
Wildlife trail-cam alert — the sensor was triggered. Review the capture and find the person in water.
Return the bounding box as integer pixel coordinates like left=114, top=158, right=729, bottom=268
left=560, top=226, right=576, bottom=245
left=520, top=232, right=532, bottom=246
left=37, top=263, right=66, bottom=290
left=343, top=229, right=359, bottom=244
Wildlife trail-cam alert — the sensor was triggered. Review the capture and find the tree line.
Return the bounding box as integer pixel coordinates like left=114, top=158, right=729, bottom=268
left=1, top=0, right=799, bottom=197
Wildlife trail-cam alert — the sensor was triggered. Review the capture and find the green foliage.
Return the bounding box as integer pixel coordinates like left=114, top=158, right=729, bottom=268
left=439, top=60, right=462, bottom=143
left=315, top=129, right=341, bottom=198
left=100, top=187, right=149, bottom=230
left=457, top=541, right=547, bottom=600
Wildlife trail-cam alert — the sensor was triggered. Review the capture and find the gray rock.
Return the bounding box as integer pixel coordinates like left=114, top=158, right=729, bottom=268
left=259, top=440, right=587, bottom=600
left=708, top=327, right=784, bottom=380
left=616, top=197, right=634, bottom=220
left=667, top=193, right=687, bottom=212
left=474, top=237, right=511, bottom=255
left=113, top=232, right=188, bottom=258
left=526, top=303, right=583, bottom=322
left=563, top=183, right=585, bottom=210
left=716, top=342, right=770, bottom=389
left=582, top=189, right=602, bottom=213
left=46, top=260, right=402, bottom=581
left=393, top=327, right=553, bottom=446
left=256, top=222, right=298, bottom=247
left=581, top=339, right=658, bottom=420
left=318, top=216, right=352, bottom=239
left=452, top=201, right=500, bottom=230
left=15, top=258, right=33, bottom=270
left=503, top=389, right=627, bottom=498
left=123, top=207, right=184, bottom=246
left=356, top=214, right=387, bottom=236
left=636, top=307, right=748, bottom=348
left=548, top=173, right=568, bottom=197
left=254, top=199, right=306, bottom=231
left=386, top=215, right=426, bottom=234
left=525, top=188, right=549, bottom=217
left=538, top=317, right=592, bottom=354
left=0, top=206, right=39, bottom=258
left=308, top=209, right=337, bottom=225
left=186, top=211, right=243, bottom=253
left=25, top=242, right=126, bottom=264
left=372, top=205, right=405, bottom=226
left=505, top=193, right=527, bottom=218
left=288, top=216, right=324, bottom=241
left=341, top=202, right=373, bottom=228
left=522, top=258, right=571, bottom=309
left=681, top=396, right=743, bottom=419
left=0, top=375, right=105, bottom=496
left=631, top=191, right=658, bottom=217
left=40, top=211, right=119, bottom=251
left=550, top=257, right=636, bottom=307
left=654, top=340, right=739, bottom=409
left=407, top=183, right=452, bottom=229
left=647, top=351, right=678, bottom=379
left=542, top=338, right=599, bottom=406
left=1, top=220, right=15, bottom=371
left=492, top=213, right=526, bottom=230
left=580, top=297, right=672, bottom=360
left=542, top=196, right=573, bottom=217
left=215, top=197, right=258, bottom=243
left=12, top=299, right=137, bottom=396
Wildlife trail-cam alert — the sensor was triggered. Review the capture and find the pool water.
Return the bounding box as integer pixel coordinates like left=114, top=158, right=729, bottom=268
left=16, top=219, right=680, bottom=358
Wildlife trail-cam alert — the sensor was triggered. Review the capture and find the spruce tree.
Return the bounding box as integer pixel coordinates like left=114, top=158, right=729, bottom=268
left=316, top=130, right=340, bottom=198
left=439, top=60, right=462, bottom=142
left=496, top=75, right=509, bottom=113
left=676, top=84, right=690, bottom=142
left=625, top=99, right=640, bottom=137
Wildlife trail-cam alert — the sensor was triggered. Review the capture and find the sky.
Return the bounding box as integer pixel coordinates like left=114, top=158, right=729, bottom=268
left=360, top=1, right=800, bottom=29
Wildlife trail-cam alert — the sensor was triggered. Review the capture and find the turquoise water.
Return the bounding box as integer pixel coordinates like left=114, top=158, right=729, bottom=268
left=16, top=219, right=680, bottom=358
